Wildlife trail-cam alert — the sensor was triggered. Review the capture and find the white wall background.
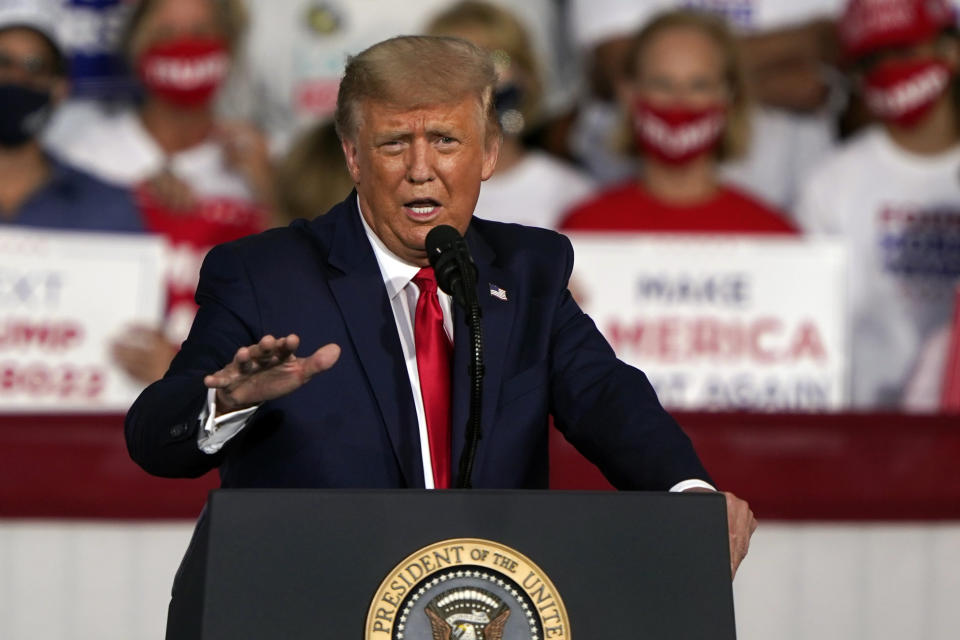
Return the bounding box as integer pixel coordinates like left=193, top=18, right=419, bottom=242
left=0, top=521, right=191, bottom=640
left=1, top=520, right=958, bottom=640
left=733, top=523, right=960, bottom=640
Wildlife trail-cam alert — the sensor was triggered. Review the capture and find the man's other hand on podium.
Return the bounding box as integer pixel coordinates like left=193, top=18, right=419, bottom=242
left=685, top=488, right=757, bottom=579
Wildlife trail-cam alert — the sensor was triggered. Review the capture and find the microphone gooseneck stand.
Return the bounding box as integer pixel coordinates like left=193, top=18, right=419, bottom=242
left=456, top=255, right=484, bottom=489
left=425, top=224, right=485, bottom=489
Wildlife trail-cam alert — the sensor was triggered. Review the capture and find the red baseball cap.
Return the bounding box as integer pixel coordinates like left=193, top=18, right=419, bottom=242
left=840, top=0, right=956, bottom=59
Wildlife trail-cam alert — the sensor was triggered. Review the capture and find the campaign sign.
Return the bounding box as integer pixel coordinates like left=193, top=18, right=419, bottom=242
left=59, top=0, right=138, bottom=100
left=679, top=0, right=844, bottom=32
left=567, top=235, right=848, bottom=411
left=0, top=229, right=165, bottom=412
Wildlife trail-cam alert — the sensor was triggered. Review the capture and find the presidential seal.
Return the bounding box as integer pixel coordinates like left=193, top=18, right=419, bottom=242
left=366, top=538, right=570, bottom=640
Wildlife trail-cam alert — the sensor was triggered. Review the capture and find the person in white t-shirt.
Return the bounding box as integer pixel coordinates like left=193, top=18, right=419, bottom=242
left=425, top=1, right=595, bottom=229
left=795, top=0, right=960, bottom=409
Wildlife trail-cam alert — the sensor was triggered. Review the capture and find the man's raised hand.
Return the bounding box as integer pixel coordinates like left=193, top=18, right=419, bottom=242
left=203, top=334, right=341, bottom=416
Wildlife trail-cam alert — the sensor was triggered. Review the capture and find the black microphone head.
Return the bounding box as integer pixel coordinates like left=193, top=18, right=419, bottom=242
left=425, top=225, right=462, bottom=262
left=425, top=224, right=476, bottom=302
left=426, top=225, right=464, bottom=297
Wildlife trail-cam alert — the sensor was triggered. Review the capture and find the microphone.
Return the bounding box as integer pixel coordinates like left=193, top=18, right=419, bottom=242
left=425, top=225, right=478, bottom=309
left=424, top=224, right=484, bottom=489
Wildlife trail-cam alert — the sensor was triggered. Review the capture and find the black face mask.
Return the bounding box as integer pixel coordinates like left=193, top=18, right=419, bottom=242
left=0, top=83, right=53, bottom=148
left=494, top=83, right=525, bottom=136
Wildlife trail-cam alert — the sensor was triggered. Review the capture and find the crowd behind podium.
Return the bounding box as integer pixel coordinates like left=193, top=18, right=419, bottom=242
left=1, top=0, right=958, bottom=413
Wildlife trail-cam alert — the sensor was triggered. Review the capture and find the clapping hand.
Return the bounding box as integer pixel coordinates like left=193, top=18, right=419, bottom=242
left=204, top=334, right=340, bottom=416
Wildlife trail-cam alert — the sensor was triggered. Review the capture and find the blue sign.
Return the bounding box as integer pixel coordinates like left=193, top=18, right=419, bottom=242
left=59, top=0, right=136, bottom=99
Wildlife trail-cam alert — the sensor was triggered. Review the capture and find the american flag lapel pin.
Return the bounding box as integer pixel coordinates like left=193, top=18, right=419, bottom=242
left=488, top=283, right=508, bottom=301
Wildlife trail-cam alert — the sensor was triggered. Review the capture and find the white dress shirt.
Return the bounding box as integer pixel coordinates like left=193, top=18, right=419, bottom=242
left=196, top=198, right=713, bottom=492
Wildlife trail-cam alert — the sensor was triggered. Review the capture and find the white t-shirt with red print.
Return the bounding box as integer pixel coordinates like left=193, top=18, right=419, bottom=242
left=52, top=109, right=265, bottom=343
left=795, top=126, right=960, bottom=409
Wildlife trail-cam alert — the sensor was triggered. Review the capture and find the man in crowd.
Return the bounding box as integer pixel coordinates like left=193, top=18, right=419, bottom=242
left=0, top=0, right=141, bottom=231
left=125, top=35, right=756, bottom=576
left=796, top=0, right=960, bottom=408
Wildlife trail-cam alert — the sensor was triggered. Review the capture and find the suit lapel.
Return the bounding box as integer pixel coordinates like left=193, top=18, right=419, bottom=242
left=451, top=225, right=516, bottom=484
left=319, top=197, right=424, bottom=487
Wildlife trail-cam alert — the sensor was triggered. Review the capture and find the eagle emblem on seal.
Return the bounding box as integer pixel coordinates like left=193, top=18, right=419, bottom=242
left=424, top=587, right=511, bottom=640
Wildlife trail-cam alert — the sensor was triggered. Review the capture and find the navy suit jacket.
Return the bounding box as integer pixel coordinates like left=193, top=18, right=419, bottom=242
left=125, top=193, right=710, bottom=490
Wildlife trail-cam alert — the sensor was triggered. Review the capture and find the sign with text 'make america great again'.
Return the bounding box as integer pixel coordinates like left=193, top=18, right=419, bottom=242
left=0, top=228, right=165, bottom=413
left=567, top=234, right=848, bottom=411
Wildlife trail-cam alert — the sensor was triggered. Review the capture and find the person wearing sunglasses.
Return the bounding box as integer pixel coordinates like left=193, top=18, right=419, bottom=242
left=0, top=0, right=141, bottom=232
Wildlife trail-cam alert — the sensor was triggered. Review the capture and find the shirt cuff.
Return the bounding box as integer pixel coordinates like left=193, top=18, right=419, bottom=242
left=197, top=388, right=259, bottom=454
left=669, top=479, right=717, bottom=493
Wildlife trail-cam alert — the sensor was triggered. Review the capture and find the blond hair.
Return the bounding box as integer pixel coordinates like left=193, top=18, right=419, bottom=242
left=425, top=1, right=544, bottom=131
left=625, top=10, right=751, bottom=161
left=121, top=0, right=247, bottom=60
left=334, top=35, right=500, bottom=143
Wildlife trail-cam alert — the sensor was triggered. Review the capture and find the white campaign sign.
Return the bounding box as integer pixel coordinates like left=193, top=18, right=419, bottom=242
left=0, top=228, right=165, bottom=412
left=567, top=234, right=848, bottom=410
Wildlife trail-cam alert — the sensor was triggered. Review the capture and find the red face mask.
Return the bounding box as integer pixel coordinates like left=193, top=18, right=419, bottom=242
left=137, top=37, right=230, bottom=108
left=632, top=99, right=726, bottom=165
left=863, top=58, right=953, bottom=128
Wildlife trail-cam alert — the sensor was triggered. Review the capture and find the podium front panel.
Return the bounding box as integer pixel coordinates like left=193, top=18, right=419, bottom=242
left=173, top=490, right=734, bottom=639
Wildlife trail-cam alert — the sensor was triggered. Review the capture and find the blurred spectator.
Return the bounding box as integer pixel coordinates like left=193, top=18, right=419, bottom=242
left=738, top=19, right=839, bottom=111
left=561, top=10, right=796, bottom=234
left=0, top=0, right=140, bottom=232
left=274, top=119, right=352, bottom=223
left=565, top=0, right=639, bottom=185
left=220, top=0, right=570, bottom=154
left=566, top=0, right=841, bottom=211
left=795, top=0, right=960, bottom=410
left=425, top=1, right=595, bottom=229
left=724, top=8, right=842, bottom=212
left=50, top=0, right=270, bottom=385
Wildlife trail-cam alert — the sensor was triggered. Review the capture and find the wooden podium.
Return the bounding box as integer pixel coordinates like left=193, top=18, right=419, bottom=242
left=167, top=489, right=735, bottom=639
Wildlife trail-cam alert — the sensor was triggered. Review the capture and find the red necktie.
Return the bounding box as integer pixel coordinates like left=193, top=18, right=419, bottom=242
left=412, top=267, right=452, bottom=488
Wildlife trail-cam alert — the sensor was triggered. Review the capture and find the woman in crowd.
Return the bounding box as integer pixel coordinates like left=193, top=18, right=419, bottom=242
left=561, top=10, right=796, bottom=234
left=51, top=0, right=271, bottom=385
left=565, top=0, right=839, bottom=211
left=426, top=1, right=595, bottom=230
left=796, top=0, right=960, bottom=410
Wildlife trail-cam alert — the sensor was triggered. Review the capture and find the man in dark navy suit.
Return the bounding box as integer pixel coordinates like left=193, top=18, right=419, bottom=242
left=125, top=35, right=756, bottom=576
